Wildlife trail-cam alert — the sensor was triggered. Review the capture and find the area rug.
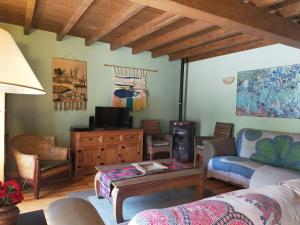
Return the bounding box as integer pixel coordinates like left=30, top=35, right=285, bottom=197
left=69, top=188, right=214, bottom=225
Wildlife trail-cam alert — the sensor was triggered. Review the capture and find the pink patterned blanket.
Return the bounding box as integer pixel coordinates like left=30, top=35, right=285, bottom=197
left=97, top=161, right=192, bottom=198
left=128, top=183, right=300, bottom=225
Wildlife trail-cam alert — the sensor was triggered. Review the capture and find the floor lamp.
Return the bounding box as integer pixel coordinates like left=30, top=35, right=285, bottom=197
left=0, top=28, right=45, bottom=181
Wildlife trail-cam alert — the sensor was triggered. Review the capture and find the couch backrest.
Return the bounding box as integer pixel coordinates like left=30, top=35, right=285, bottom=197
left=236, top=128, right=300, bottom=171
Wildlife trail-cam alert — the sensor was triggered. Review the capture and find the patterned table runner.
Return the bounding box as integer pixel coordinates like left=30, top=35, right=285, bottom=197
left=97, top=161, right=193, bottom=198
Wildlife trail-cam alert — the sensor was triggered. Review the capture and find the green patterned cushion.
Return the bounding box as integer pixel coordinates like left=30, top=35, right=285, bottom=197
left=237, top=128, right=300, bottom=171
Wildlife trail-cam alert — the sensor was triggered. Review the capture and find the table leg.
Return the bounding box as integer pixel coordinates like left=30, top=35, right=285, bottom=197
left=112, top=187, right=126, bottom=223
left=195, top=179, right=204, bottom=200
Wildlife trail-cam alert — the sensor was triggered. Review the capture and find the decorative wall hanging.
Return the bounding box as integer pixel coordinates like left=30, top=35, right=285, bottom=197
left=109, top=65, right=152, bottom=111
left=52, top=58, right=87, bottom=111
left=236, top=64, right=300, bottom=119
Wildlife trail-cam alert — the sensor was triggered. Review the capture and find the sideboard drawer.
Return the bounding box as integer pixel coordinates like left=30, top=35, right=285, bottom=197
left=103, top=135, right=121, bottom=143
left=123, top=134, right=140, bottom=142
left=79, top=137, right=99, bottom=145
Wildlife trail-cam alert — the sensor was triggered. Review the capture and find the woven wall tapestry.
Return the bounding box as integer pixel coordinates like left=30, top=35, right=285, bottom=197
left=52, top=58, right=87, bottom=111
left=236, top=64, right=300, bottom=119
left=112, top=66, right=148, bottom=111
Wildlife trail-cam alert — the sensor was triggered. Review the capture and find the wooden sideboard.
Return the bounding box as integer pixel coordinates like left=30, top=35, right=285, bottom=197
left=70, top=129, right=143, bottom=176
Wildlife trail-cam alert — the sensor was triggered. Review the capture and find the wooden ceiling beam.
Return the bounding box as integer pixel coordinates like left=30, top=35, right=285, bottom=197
left=250, top=0, right=285, bottom=8
left=24, top=0, right=37, bottom=35
left=152, top=28, right=239, bottom=58
left=132, top=21, right=213, bottom=54
left=130, top=0, right=300, bottom=49
left=110, top=12, right=182, bottom=50
left=169, top=33, right=260, bottom=60
left=86, top=2, right=146, bottom=46
left=265, top=0, right=300, bottom=13
left=189, top=39, right=274, bottom=61
left=57, top=0, right=94, bottom=41
left=278, top=2, right=300, bottom=18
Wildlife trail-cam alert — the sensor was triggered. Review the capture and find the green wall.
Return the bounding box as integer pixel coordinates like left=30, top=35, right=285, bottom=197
left=186, top=44, right=300, bottom=136
left=0, top=23, right=180, bottom=172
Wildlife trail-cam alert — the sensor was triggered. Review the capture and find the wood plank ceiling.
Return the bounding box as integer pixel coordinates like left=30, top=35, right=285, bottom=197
left=0, top=0, right=300, bottom=62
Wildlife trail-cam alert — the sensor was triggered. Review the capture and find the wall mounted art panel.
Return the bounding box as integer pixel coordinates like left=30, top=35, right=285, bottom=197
left=236, top=64, right=300, bottom=119
left=52, top=58, right=87, bottom=111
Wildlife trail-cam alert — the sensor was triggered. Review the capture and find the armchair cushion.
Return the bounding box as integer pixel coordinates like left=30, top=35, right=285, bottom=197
left=153, top=140, right=169, bottom=147
left=40, top=160, right=69, bottom=172
left=207, top=156, right=263, bottom=187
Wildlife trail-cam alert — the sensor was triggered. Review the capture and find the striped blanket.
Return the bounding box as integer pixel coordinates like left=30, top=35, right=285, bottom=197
left=96, top=161, right=192, bottom=198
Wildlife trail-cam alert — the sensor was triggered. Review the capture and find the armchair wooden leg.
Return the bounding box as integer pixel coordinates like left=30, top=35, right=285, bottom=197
left=33, top=181, right=40, bottom=199
left=68, top=166, right=73, bottom=183
left=33, top=157, right=40, bottom=199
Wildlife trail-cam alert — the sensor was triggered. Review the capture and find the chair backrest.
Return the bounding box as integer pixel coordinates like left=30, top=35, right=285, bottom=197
left=213, top=122, right=234, bottom=138
left=141, top=120, right=161, bottom=136
left=11, top=135, right=54, bottom=160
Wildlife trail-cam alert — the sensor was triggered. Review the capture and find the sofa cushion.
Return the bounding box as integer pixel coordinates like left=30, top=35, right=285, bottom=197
left=249, top=165, right=300, bottom=188
left=207, top=156, right=263, bottom=188
left=236, top=128, right=300, bottom=171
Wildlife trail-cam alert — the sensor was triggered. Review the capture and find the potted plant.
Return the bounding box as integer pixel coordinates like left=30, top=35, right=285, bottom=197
left=0, top=180, right=23, bottom=225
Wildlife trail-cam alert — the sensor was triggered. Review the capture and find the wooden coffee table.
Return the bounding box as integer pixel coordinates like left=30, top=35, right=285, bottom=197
left=95, top=160, right=204, bottom=223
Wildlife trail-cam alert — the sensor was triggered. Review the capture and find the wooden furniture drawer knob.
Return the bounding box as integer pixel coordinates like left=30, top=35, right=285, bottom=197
left=88, top=137, right=93, bottom=141
left=121, top=160, right=125, bottom=163
left=110, top=137, right=114, bottom=140
left=77, top=166, right=81, bottom=168
left=97, top=156, right=100, bottom=159
left=101, top=148, right=104, bottom=151
left=100, top=163, right=104, bottom=165
left=122, top=146, right=125, bottom=149
left=118, top=154, right=121, bottom=157
left=77, top=150, right=82, bottom=153
left=137, top=152, right=140, bottom=155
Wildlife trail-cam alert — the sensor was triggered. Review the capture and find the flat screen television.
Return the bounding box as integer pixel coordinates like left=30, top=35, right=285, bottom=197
left=95, top=107, right=129, bottom=129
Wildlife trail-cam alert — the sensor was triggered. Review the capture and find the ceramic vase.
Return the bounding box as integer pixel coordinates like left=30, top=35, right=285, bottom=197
left=0, top=206, right=19, bottom=225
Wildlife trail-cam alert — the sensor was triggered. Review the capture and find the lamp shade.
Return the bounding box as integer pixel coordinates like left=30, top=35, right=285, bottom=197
left=0, top=28, right=45, bottom=94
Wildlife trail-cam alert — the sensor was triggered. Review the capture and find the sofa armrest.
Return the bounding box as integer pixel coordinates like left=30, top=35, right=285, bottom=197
left=202, top=138, right=237, bottom=172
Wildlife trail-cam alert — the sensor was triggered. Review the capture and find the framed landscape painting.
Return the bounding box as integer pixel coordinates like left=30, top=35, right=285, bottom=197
left=236, top=64, right=300, bottom=119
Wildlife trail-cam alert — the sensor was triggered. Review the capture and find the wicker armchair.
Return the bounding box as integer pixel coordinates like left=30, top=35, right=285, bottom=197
left=141, top=120, right=173, bottom=160
left=11, top=135, right=72, bottom=199
left=194, top=122, right=234, bottom=149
